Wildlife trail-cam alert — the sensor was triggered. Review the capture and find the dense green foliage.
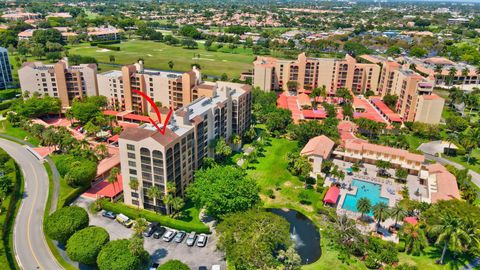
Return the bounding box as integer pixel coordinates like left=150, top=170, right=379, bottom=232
left=66, top=226, right=110, bottom=265
left=45, top=206, right=89, bottom=244
left=187, top=166, right=260, bottom=218
left=157, top=260, right=191, bottom=270
left=97, top=239, right=149, bottom=270
left=217, top=209, right=292, bottom=269
left=12, top=96, right=61, bottom=117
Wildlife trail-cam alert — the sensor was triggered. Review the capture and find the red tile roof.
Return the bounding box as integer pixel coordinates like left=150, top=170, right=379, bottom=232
left=123, top=113, right=150, bottom=122
left=303, top=109, right=327, bottom=119
left=369, top=97, right=402, bottom=123
left=301, top=135, right=335, bottom=159
left=427, top=164, right=461, bottom=203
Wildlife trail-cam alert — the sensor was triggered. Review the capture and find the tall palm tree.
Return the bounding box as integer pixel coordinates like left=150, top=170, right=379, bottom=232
left=390, top=203, right=407, bottom=228
left=356, top=197, right=372, bottom=220
left=400, top=223, right=428, bottom=255
left=146, top=186, right=163, bottom=213
left=448, top=67, right=458, bottom=86
left=446, top=132, right=458, bottom=156
left=107, top=167, right=120, bottom=202
left=373, top=202, right=389, bottom=229
left=333, top=214, right=362, bottom=247
left=132, top=218, right=148, bottom=237
left=434, top=64, right=443, bottom=83
left=162, top=194, right=173, bottom=215
left=429, top=214, right=471, bottom=265
left=460, top=128, right=480, bottom=163
left=95, top=144, right=109, bottom=159
left=462, top=67, right=469, bottom=90
left=129, top=178, right=140, bottom=209
left=170, top=197, right=185, bottom=218
left=79, top=139, right=90, bottom=150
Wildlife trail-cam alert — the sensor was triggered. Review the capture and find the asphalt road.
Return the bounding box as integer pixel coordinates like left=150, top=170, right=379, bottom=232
left=0, top=139, right=62, bottom=270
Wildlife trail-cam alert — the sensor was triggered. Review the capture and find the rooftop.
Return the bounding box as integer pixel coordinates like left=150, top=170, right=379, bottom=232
left=301, top=135, right=335, bottom=159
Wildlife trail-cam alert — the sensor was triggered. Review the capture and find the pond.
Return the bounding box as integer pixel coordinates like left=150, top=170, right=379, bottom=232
left=268, top=208, right=321, bottom=264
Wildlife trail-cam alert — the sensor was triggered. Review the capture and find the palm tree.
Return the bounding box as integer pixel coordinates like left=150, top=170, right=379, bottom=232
left=94, top=144, right=109, bottom=159
left=373, top=202, right=389, bottom=229
left=170, top=197, right=185, bottom=218
left=446, top=132, right=458, bottom=156
left=333, top=214, right=362, bottom=247
left=78, top=139, right=90, bottom=150
left=129, top=178, right=140, bottom=209
left=65, top=109, right=74, bottom=126
left=434, top=64, right=443, bottom=83
left=429, top=214, right=471, bottom=265
left=231, top=134, right=242, bottom=150
left=162, top=194, right=173, bottom=215
left=146, top=186, right=163, bottom=213
left=448, top=67, right=457, bottom=86
left=460, top=128, right=480, bottom=163
left=356, top=197, right=372, bottom=220
left=400, top=223, right=428, bottom=255
left=132, top=218, right=148, bottom=237
left=168, top=60, right=174, bottom=70
left=461, top=67, right=469, bottom=90
left=107, top=167, right=120, bottom=202
left=390, top=203, right=407, bottom=228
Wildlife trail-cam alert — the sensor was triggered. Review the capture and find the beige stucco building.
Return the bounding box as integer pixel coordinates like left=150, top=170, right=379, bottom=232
left=253, top=53, right=380, bottom=95
left=119, top=83, right=252, bottom=211
left=18, top=59, right=98, bottom=108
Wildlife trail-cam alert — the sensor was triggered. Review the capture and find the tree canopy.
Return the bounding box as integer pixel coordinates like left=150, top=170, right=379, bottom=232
left=45, top=206, right=89, bottom=244
left=66, top=226, right=110, bottom=265
left=187, top=166, right=260, bottom=218
left=157, top=260, right=191, bottom=270
left=217, top=209, right=292, bottom=269
left=97, top=239, right=149, bottom=270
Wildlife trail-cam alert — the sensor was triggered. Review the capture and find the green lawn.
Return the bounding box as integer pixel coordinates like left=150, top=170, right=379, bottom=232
left=0, top=120, right=40, bottom=146
left=68, top=40, right=255, bottom=78
left=445, top=148, right=480, bottom=174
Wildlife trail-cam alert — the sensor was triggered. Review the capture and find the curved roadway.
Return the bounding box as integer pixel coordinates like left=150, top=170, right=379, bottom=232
left=0, top=139, right=62, bottom=270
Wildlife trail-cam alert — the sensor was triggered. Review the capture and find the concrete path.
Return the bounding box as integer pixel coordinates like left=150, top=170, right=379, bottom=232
left=0, top=138, right=63, bottom=270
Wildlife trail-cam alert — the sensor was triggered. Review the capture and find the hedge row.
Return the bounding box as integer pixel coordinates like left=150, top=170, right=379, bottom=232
left=98, top=44, right=120, bottom=51
left=0, top=89, right=20, bottom=101
left=90, top=40, right=121, bottom=46
left=100, top=200, right=210, bottom=234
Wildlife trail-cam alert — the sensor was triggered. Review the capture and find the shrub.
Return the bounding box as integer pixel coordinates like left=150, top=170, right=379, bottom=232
left=54, top=155, right=77, bottom=177
left=298, top=190, right=311, bottom=205
left=65, top=162, right=97, bottom=187
left=97, top=239, right=148, bottom=270
left=90, top=40, right=121, bottom=46
left=397, top=239, right=406, bottom=252
left=0, top=99, right=15, bottom=110
left=158, top=260, right=191, bottom=270
left=265, top=189, right=275, bottom=199
left=66, top=226, right=110, bottom=265
left=364, top=253, right=381, bottom=269
left=45, top=206, right=89, bottom=244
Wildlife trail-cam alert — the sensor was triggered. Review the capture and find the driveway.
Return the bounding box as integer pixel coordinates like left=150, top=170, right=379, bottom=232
left=74, top=197, right=226, bottom=269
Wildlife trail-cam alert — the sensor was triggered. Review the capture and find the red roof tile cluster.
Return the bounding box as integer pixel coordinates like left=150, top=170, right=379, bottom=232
left=427, top=163, right=461, bottom=203
left=300, top=135, right=335, bottom=159
left=369, top=97, right=402, bottom=123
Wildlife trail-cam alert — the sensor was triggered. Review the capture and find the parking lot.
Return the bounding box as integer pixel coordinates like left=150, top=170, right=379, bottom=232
left=74, top=197, right=226, bottom=270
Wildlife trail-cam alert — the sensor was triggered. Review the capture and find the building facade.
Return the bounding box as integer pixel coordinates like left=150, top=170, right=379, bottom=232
left=253, top=53, right=381, bottom=95
left=0, top=47, right=13, bottom=90
left=18, top=59, right=98, bottom=108
left=119, top=85, right=252, bottom=211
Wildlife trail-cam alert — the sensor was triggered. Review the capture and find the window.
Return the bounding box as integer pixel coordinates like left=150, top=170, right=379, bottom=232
left=127, top=144, right=135, bottom=151
left=129, top=169, right=137, bottom=175
left=128, top=153, right=136, bottom=159
left=132, top=200, right=139, bottom=206
left=131, top=192, right=139, bottom=198
left=128, top=161, right=136, bottom=167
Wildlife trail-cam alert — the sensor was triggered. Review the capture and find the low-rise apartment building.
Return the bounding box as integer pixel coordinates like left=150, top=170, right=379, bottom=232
left=253, top=53, right=381, bottom=95
left=119, top=85, right=252, bottom=211
left=87, top=27, right=122, bottom=41
left=18, top=59, right=98, bottom=108
left=337, top=139, right=425, bottom=175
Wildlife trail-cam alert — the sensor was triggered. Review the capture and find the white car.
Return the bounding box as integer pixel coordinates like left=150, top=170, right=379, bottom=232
left=196, top=233, right=208, bottom=247
left=162, top=230, right=176, bottom=242
left=211, top=265, right=221, bottom=270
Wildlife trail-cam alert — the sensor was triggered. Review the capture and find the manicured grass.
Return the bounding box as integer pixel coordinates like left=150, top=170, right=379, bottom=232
left=445, top=148, right=480, bottom=174
left=0, top=121, right=40, bottom=146
left=43, top=162, right=77, bottom=270
left=404, top=134, right=429, bottom=152
left=67, top=40, right=255, bottom=78
left=0, top=157, right=23, bottom=270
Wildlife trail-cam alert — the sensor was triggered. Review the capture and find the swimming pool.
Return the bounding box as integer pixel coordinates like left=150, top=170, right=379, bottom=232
left=341, top=179, right=389, bottom=215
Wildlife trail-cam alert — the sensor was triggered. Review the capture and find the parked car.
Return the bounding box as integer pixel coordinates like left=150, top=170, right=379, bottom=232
left=211, top=265, right=221, bottom=270
left=198, top=267, right=208, bottom=270
left=153, top=227, right=166, bottom=239
left=143, top=222, right=159, bottom=237
left=196, top=233, right=208, bottom=247
left=186, top=231, right=197, bottom=246
left=101, top=210, right=116, bottom=219
left=149, top=263, right=159, bottom=270
left=174, top=231, right=186, bottom=243
left=116, top=213, right=134, bottom=228
left=162, top=230, right=176, bottom=242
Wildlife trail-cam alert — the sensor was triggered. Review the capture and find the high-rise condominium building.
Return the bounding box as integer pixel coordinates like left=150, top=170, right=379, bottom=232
left=18, top=59, right=98, bottom=108
left=253, top=53, right=381, bottom=95
left=97, top=61, right=201, bottom=114
left=0, top=47, right=13, bottom=90
left=119, top=83, right=252, bottom=211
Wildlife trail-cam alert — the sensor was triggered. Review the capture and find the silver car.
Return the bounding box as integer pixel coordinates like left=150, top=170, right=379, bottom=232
left=186, top=231, right=197, bottom=246
left=196, top=233, right=207, bottom=247
left=162, top=230, right=176, bottom=242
